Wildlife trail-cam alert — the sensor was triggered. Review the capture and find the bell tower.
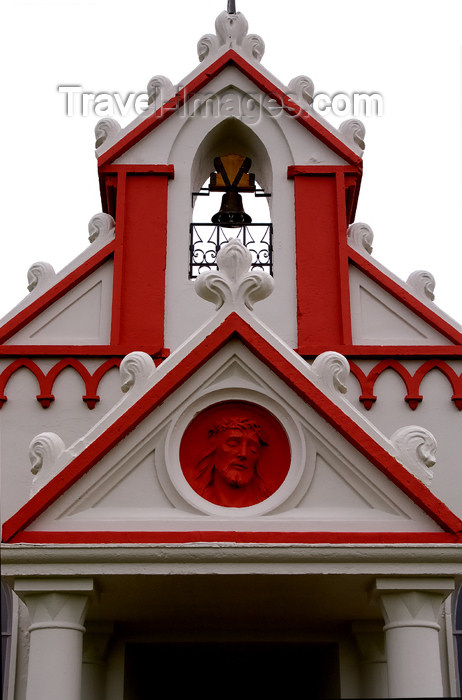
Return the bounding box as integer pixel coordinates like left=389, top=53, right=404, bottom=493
left=95, top=7, right=363, bottom=354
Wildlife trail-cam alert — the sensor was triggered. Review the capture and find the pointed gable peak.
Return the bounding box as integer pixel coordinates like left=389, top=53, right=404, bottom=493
left=95, top=7, right=364, bottom=166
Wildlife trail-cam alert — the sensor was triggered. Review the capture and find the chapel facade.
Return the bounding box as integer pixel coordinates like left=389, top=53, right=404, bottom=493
left=1, top=7, right=462, bottom=699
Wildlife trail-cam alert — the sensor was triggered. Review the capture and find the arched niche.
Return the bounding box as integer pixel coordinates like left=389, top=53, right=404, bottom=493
left=191, top=117, right=273, bottom=207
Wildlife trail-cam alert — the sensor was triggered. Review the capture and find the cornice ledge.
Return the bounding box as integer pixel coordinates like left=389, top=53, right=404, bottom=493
left=3, top=543, right=462, bottom=575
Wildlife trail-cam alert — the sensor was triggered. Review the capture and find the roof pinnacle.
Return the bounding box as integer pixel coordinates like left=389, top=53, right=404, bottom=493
left=227, top=1, right=236, bottom=13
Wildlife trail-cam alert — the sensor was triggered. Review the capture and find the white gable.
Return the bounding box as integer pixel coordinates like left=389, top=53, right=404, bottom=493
left=349, top=266, right=453, bottom=345
left=24, top=339, right=442, bottom=535
left=5, top=261, right=113, bottom=345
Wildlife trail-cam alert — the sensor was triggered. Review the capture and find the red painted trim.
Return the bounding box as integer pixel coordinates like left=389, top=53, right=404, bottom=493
left=349, top=359, right=462, bottom=411
left=1, top=355, right=459, bottom=411
left=0, top=356, right=168, bottom=409
left=299, top=346, right=462, bottom=357
left=0, top=243, right=115, bottom=344
left=3, top=313, right=462, bottom=542
left=110, top=171, right=126, bottom=344
left=111, top=173, right=169, bottom=347
left=99, top=164, right=174, bottom=176
left=0, top=357, right=122, bottom=410
left=335, top=172, right=353, bottom=344
left=293, top=172, right=349, bottom=346
left=98, top=51, right=362, bottom=169
left=2, top=346, right=462, bottom=358
left=0, top=346, right=170, bottom=356
left=348, top=247, right=462, bottom=345
left=0, top=358, right=46, bottom=405
left=6, top=531, right=461, bottom=545
left=287, top=165, right=360, bottom=176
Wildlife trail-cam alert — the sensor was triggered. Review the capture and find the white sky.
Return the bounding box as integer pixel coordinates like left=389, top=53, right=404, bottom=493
left=1, top=0, right=461, bottom=323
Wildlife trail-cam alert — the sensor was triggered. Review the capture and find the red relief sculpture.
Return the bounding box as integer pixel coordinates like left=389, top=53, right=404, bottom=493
left=180, top=401, right=291, bottom=508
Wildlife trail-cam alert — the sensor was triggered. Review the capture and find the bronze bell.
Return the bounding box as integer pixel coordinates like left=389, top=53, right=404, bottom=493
left=212, top=190, right=252, bottom=228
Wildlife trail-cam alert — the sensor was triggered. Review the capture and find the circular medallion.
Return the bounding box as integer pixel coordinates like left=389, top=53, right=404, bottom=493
left=179, top=401, right=291, bottom=507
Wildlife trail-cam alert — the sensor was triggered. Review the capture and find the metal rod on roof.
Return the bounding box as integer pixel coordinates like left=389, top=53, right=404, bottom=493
left=227, top=1, right=236, bottom=13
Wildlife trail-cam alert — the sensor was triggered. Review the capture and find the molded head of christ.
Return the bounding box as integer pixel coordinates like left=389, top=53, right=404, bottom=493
left=180, top=403, right=291, bottom=508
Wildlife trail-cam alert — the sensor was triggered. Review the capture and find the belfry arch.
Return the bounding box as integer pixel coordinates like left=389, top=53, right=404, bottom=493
left=190, top=116, right=273, bottom=200
left=165, top=101, right=297, bottom=350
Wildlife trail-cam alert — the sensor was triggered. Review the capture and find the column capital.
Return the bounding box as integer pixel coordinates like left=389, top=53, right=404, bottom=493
left=14, top=578, right=95, bottom=633
left=374, top=577, right=455, bottom=631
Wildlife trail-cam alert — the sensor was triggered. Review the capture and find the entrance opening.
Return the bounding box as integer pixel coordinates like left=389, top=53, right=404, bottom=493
left=124, top=641, right=340, bottom=698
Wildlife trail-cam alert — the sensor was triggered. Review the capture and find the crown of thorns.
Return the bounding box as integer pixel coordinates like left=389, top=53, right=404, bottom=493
left=208, top=417, right=268, bottom=445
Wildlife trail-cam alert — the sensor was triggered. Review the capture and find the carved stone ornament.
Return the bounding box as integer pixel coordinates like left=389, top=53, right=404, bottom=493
left=347, top=222, right=374, bottom=254
left=390, top=425, right=437, bottom=486
left=407, top=270, right=436, bottom=301
left=197, top=10, right=265, bottom=63
left=312, top=351, right=349, bottom=396
left=29, top=432, right=66, bottom=495
left=179, top=401, right=291, bottom=507
left=339, top=118, right=366, bottom=153
left=146, top=75, right=175, bottom=107
left=27, top=261, right=56, bottom=292
left=287, top=75, right=315, bottom=108
left=88, top=212, right=115, bottom=244
left=120, top=351, right=156, bottom=393
left=194, top=238, right=274, bottom=310
left=94, top=117, right=121, bottom=150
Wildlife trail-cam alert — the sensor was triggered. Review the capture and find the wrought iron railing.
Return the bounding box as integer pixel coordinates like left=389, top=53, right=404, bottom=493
left=189, top=223, right=273, bottom=278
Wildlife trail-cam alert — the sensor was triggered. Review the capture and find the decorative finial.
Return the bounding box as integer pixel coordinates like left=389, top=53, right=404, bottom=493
left=227, top=0, right=236, bottom=13
left=194, top=238, right=274, bottom=311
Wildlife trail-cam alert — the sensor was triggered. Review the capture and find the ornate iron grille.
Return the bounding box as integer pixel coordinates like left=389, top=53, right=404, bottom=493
left=189, top=223, right=273, bottom=278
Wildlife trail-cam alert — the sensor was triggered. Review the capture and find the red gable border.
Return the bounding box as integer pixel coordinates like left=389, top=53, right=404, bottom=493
left=3, top=312, right=462, bottom=544
left=97, top=50, right=363, bottom=171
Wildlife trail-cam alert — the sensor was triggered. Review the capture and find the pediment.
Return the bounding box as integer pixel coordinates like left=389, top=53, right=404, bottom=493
left=4, top=315, right=461, bottom=544
left=98, top=51, right=362, bottom=170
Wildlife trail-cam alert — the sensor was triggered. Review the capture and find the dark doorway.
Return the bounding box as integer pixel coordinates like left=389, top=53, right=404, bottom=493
left=124, top=641, right=340, bottom=699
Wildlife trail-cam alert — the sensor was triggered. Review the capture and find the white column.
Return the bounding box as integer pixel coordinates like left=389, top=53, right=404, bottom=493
left=352, top=621, right=388, bottom=698
left=14, top=578, right=95, bottom=700
left=81, top=622, right=113, bottom=700
left=375, top=577, right=454, bottom=698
